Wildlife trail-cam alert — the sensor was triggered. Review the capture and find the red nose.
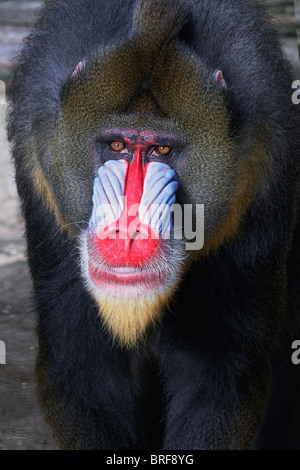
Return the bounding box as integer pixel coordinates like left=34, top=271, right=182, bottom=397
left=94, top=147, right=159, bottom=266
left=94, top=221, right=159, bottom=266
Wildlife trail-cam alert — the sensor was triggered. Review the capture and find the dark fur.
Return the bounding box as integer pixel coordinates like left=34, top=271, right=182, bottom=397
left=7, top=0, right=300, bottom=449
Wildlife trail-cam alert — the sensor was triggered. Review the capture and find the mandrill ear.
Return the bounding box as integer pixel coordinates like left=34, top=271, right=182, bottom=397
left=213, top=69, right=227, bottom=90
left=71, top=60, right=85, bottom=77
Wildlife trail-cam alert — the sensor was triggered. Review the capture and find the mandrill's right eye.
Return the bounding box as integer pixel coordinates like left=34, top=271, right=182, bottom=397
left=109, top=141, right=127, bottom=153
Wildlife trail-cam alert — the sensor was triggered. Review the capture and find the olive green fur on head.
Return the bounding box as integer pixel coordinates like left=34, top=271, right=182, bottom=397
left=55, top=0, right=271, bottom=252
left=132, top=0, right=190, bottom=50
left=57, top=3, right=269, bottom=251
left=61, top=23, right=229, bottom=136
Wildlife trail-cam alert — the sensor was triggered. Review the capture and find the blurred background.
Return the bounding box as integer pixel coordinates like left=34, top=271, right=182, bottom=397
left=0, top=0, right=299, bottom=451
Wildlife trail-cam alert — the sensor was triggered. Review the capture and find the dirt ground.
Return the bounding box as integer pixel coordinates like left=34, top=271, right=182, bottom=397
left=0, top=87, right=59, bottom=450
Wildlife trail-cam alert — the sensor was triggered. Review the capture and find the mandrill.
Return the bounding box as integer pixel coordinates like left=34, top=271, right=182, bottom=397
left=7, top=0, right=300, bottom=450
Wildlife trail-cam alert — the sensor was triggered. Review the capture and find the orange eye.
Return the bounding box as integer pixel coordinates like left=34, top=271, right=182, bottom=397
left=155, top=146, right=171, bottom=156
left=109, top=141, right=125, bottom=152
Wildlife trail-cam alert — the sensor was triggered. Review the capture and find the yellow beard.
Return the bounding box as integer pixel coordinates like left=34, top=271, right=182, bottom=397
left=95, top=290, right=173, bottom=347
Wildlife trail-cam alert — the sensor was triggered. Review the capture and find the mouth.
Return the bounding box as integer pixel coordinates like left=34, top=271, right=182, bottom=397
left=83, top=230, right=185, bottom=300
left=88, top=258, right=164, bottom=288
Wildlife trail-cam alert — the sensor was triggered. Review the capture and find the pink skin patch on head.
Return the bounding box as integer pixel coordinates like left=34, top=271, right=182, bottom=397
left=72, top=61, right=85, bottom=77
left=214, top=69, right=227, bottom=89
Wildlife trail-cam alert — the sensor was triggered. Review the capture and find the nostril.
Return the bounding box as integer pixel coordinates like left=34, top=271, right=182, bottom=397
left=132, top=230, right=141, bottom=240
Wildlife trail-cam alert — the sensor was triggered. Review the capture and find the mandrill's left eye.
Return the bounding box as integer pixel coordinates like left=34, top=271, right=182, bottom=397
left=151, top=146, right=172, bottom=157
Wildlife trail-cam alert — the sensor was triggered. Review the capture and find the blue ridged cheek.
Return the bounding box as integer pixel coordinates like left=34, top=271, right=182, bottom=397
left=139, top=162, right=178, bottom=237
left=89, top=159, right=128, bottom=230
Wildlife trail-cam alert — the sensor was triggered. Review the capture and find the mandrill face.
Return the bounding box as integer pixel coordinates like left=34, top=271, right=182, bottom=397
left=80, top=127, right=187, bottom=346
